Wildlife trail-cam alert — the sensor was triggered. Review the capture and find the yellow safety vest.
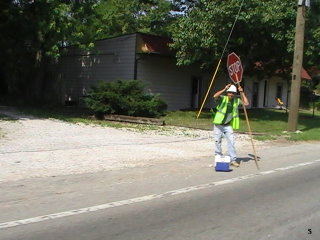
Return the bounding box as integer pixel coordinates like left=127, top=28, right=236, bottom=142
left=213, top=96, right=240, bottom=129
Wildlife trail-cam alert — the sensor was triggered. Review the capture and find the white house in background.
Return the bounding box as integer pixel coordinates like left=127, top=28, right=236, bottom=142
left=57, top=32, right=308, bottom=110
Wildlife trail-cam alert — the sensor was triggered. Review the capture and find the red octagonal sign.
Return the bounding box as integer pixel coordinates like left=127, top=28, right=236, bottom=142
left=227, top=52, right=243, bottom=83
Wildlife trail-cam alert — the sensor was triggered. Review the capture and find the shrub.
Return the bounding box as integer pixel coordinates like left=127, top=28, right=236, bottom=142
left=84, top=80, right=167, bottom=118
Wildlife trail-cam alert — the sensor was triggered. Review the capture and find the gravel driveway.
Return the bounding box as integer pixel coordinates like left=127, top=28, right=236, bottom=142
left=0, top=106, right=263, bottom=183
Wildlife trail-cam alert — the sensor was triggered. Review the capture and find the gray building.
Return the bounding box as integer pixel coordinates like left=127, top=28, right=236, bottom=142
left=58, top=32, right=212, bottom=110
left=57, top=32, right=307, bottom=111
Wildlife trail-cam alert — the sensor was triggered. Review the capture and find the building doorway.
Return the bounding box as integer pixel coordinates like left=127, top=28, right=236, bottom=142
left=263, top=80, right=268, bottom=107
left=252, top=82, right=259, bottom=108
left=276, top=83, right=283, bottom=99
left=191, top=76, right=202, bottom=109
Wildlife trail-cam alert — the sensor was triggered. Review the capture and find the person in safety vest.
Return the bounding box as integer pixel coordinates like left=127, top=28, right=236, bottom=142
left=213, top=84, right=249, bottom=167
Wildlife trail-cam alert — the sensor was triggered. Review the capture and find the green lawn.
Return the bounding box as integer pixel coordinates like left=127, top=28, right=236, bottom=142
left=162, top=109, right=320, bottom=141
left=0, top=113, right=15, bottom=121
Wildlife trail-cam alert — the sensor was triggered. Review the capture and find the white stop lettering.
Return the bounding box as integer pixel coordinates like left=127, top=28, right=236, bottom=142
left=228, top=61, right=241, bottom=76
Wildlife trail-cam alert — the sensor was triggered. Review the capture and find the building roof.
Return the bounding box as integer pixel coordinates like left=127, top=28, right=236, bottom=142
left=301, top=67, right=312, bottom=80
left=137, top=33, right=174, bottom=56
left=256, top=61, right=313, bottom=80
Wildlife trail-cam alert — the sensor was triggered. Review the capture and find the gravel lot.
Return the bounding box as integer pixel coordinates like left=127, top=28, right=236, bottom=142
left=0, top=107, right=265, bottom=183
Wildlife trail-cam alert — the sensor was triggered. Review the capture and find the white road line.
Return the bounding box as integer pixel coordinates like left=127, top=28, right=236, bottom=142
left=0, top=159, right=319, bottom=230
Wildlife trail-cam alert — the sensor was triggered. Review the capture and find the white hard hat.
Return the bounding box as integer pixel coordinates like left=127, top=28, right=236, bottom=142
left=226, top=85, right=237, bottom=93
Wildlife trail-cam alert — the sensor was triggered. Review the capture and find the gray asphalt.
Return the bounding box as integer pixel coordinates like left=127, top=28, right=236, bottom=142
left=1, top=142, right=320, bottom=240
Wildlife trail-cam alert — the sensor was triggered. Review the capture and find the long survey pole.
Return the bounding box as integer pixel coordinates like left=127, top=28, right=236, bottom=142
left=236, top=77, right=259, bottom=170
left=196, top=59, right=222, bottom=119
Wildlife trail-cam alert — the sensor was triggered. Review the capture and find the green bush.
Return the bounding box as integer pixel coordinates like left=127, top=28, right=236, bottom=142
left=84, top=80, right=167, bottom=118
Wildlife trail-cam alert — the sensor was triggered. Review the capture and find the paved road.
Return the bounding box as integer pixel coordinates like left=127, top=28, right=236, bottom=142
left=0, top=143, right=319, bottom=240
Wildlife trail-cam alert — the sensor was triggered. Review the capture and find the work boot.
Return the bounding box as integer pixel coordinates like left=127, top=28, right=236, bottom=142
left=230, top=161, right=240, bottom=167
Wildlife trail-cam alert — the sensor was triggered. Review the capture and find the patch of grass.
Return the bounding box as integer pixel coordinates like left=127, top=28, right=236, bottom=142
left=253, top=135, right=278, bottom=141
left=0, top=113, right=16, bottom=121
left=162, top=110, right=213, bottom=130
left=286, top=111, right=320, bottom=141
left=239, top=109, right=289, bottom=134
left=162, top=108, right=320, bottom=141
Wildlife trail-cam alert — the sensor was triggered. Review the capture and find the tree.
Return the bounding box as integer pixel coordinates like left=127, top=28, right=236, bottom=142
left=96, top=0, right=176, bottom=38
left=171, top=0, right=198, bottom=12
left=170, top=0, right=320, bottom=77
left=0, top=0, right=101, bottom=102
left=305, top=0, right=320, bottom=67
left=0, top=0, right=178, bottom=102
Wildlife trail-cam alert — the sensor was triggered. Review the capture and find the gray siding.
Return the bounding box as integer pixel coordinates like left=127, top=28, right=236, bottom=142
left=136, top=55, right=210, bottom=110
left=59, top=34, right=136, bottom=102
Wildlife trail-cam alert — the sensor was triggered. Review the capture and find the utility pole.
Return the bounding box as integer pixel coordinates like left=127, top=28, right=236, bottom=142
left=287, top=0, right=310, bottom=132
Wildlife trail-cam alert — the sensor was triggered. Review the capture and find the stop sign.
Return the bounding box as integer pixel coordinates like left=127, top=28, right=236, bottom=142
left=227, top=52, right=243, bottom=83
